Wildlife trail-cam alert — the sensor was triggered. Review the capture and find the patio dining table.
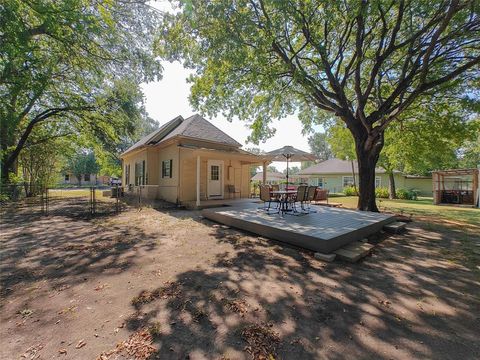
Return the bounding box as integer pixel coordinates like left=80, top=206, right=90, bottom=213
left=270, top=190, right=297, bottom=214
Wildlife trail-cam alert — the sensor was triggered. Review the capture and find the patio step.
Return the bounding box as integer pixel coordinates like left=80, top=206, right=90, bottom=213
left=383, top=221, right=407, bottom=234
left=314, top=252, right=337, bottom=262
left=334, top=242, right=375, bottom=263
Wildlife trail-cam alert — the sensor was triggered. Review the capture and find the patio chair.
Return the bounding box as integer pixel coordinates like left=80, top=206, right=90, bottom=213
left=305, top=186, right=318, bottom=212
left=226, top=184, right=241, bottom=199
left=313, top=188, right=329, bottom=205
left=270, top=184, right=281, bottom=202
left=287, top=185, right=307, bottom=214
left=259, top=184, right=280, bottom=214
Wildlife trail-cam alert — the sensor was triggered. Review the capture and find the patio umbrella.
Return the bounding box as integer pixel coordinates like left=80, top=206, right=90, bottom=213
left=265, top=146, right=317, bottom=185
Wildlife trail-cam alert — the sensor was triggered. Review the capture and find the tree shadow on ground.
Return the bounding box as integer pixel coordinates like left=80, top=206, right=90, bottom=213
left=124, top=216, right=480, bottom=359
left=0, top=209, right=158, bottom=305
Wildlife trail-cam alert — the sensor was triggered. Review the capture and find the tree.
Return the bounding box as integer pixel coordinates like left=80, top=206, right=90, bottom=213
left=18, top=127, right=72, bottom=195
left=308, top=132, right=332, bottom=162
left=267, top=165, right=279, bottom=173
left=458, top=131, right=480, bottom=168
left=1, top=0, right=161, bottom=183
left=284, top=166, right=300, bottom=175
left=381, top=97, right=479, bottom=176
left=328, top=94, right=480, bottom=198
left=326, top=123, right=359, bottom=194
left=157, top=0, right=480, bottom=211
left=244, top=147, right=264, bottom=176
left=66, top=151, right=100, bottom=186
left=94, top=110, right=160, bottom=177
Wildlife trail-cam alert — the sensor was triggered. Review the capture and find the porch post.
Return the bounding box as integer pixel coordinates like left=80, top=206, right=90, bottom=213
left=196, top=155, right=201, bottom=207
left=262, top=161, right=267, bottom=185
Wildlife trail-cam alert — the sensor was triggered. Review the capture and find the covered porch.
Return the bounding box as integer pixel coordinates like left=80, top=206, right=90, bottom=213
left=178, top=146, right=265, bottom=207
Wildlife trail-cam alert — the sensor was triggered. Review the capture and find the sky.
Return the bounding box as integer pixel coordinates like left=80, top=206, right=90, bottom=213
left=141, top=61, right=319, bottom=171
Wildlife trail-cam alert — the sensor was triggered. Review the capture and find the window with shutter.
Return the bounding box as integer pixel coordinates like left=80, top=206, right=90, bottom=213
left=162, top=159, right=172, bottom=178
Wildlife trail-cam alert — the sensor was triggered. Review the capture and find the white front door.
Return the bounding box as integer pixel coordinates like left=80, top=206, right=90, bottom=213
left=207, top=160, right=224, bottom=199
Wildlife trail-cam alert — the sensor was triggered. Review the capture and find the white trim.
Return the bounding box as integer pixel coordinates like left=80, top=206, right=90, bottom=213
left=207, top=160, right=224, bottom=199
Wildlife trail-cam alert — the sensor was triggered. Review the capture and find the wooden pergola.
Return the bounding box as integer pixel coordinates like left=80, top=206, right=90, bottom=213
left=432, top=168, right=479, bottom=207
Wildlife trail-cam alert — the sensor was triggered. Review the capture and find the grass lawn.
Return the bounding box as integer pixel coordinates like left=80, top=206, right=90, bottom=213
left=332, top=196, right=480, bottom=227
left=48, top=188, right=107, bottom=198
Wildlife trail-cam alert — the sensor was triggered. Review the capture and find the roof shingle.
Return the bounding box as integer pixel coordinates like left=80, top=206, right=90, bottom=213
left=122, top=114, right=241, bottom=156
left=298, top=158, right=386, bottom=175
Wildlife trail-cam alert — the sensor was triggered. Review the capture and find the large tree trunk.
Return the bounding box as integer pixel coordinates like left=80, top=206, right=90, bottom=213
left=356, top=152, right=380, bottom=211
left=1, top=117, right=38, bottom=185
left=353, top=128, right=384, bottom=212
left=1, top=162, right=10, bottom=185
left=388, top=172, right=397, bottom=199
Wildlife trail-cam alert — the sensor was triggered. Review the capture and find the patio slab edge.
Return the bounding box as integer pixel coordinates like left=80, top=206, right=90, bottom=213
left=202, top=206, right=396, bottom=253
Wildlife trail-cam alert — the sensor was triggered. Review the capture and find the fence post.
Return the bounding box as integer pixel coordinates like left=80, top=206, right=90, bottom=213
left=115, top=184, right=120, bottom=213
left=40, top=185, right=44, bottom=215
left=90, top=186, right=96, bottom=215
left=138, top=186, right=141, bottom=208
left=45, top=187, right=49, bottom=216
left=90, top=187, right=93, bottom=215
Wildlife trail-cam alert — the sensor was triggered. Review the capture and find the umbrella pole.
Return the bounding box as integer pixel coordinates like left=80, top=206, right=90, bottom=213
left=286, top=156, right=289, bottom=186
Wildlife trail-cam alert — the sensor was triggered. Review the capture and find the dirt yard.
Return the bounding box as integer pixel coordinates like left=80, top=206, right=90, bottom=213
left=1, top=203, right=479, bottom=360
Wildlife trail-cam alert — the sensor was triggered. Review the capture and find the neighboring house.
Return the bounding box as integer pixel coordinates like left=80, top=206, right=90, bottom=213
left=120, top=114, right=262, bottom=206
left=251, top=171, right=285, bottom=184
left=61, top=172, right=97, bottom=186
left=61, top=173, right=110, bottom=186
left=297, top=158, right=433, bottom=196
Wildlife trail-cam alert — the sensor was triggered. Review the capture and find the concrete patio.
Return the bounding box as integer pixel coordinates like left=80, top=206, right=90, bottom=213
left=201, top=201, right=396, bottom=253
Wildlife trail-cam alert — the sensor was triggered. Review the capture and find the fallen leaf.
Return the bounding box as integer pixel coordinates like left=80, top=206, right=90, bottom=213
left=76, top=339, right=86, bottom=349
left=59, top=349, right=67, bottom=354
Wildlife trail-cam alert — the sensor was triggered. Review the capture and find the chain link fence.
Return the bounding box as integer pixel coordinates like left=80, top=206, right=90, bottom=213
left=1, top=183, right=124, bottom=218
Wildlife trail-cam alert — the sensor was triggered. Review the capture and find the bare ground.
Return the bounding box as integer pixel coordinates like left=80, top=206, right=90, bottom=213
left=0, top=203, right=479, bottom=360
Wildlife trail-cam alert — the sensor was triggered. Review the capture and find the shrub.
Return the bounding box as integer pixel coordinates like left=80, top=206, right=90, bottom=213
left=396, top=188, right=418, bottom=200
left=343, top=186, right=358, bottom=196
left=375, top=187, right=389, bottom=199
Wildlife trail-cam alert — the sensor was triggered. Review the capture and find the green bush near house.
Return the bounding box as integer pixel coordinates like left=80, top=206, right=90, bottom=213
left=375, top=187, right=389, bottom=199
left=342, top=186, right=419, bottom=200
left=343, top=186, right=358, bottom=196
left=396, top=188, right=418, bottom=200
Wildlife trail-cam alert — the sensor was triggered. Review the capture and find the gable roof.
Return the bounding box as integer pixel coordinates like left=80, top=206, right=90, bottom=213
left=161, top=114, right=242, bottom=146
left=298, top=158, right=386, bottom=175
left=122, top=114, right=242, bottom=156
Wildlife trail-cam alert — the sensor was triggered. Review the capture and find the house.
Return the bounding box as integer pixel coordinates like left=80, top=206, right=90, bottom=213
left=251, top=171, right=285, bottom=184
left=120, top=114, right=262, bottom=206
left=61, top=172, right=100, bottom=186
left=297, top=158, right=433, bottom=196
left=60, top=173, right=111, bottom=186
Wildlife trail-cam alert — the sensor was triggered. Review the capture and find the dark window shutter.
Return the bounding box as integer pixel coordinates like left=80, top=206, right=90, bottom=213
left=169, top=159, right=173, bottom=178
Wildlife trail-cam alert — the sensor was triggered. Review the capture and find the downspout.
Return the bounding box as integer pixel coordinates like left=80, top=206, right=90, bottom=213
left=177, top=146, right=180, bottom=205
